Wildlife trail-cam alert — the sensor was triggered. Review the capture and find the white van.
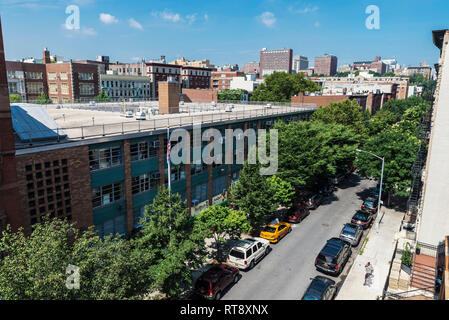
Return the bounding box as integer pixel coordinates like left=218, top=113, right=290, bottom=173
left=227, top=237, right=270, bottom=270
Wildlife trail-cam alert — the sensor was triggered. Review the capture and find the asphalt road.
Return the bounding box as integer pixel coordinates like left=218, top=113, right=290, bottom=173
left=221, top=173, right=377, bottom=300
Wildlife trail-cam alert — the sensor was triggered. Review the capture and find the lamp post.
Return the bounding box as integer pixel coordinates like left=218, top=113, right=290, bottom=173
left=356, top=149, right=384, bottom=230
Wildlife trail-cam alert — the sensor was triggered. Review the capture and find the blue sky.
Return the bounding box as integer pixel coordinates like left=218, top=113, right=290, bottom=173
left=0, top=0, right=448, bottom=68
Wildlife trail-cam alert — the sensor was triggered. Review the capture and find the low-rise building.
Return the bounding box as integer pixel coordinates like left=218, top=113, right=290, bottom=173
left=230, top=74, right=263, bottom=93
left=353, top=56, right=387, bottom=75
left=211, top=70, right=243, bottom=90
left=100, top=74, right=152, bottom=101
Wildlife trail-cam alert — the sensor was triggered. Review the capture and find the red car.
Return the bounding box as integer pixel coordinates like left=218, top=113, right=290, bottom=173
left=285, top=203, right=310, bottom=223
left=193, top=263, right=240, bottom=300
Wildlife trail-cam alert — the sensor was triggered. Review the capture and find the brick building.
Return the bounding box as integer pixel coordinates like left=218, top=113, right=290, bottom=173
left=353, top=56, right=387, bottom=75
left=6, top=60, right=47, bottom=102
left=314, top=54, right=338, bottom=76
left=242, top=62, right=260, bottom=78
left=211, top=70, right=243, bottom=90
left=259, top=48, right=293, bottom=78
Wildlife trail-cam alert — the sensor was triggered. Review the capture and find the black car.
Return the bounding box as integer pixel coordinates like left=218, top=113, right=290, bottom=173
left=315, top=238, right=352, bottom=276
left=351, top=210, right=374, bottom=229
left=305, top=193, right=324, bottom=210
left=361, top=196, right=379, bottom=214
left=301, top=276, right=337, bottom=300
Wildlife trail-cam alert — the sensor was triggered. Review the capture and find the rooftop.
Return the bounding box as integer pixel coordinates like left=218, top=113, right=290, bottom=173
left=12, top=101, right=317, bottom=150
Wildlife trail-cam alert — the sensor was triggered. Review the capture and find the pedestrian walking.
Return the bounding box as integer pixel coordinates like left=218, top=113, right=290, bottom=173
left=364, top=262, right=374, bottom=286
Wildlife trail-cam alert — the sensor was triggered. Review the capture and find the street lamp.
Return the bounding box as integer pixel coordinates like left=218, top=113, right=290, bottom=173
left=356, top=149, right=385, bottom=230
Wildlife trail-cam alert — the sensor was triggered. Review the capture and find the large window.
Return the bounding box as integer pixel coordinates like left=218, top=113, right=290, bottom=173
left=27, top=82, right=44, bottom=94
left=60, top=72, right=68, bottom=80
left=49, top=83, right=58, bottom=94
left=79, top=72, right=94, bottom=80
left=95, top=214, right=126, bottom=238
left=80, top=83, right=94, bottom=95
left=192, top=182, right=208, bottom=204
left=47, top=72, right=57, bottom=80
left=92, top=182, right=124, bottom=208
left=26, top=72, right=43, bottom=79
left=131, top=171, right=160, bottom=195
left=165, top=164, right=185, bottom=183
left=213, top=175, right=227, bottom=196
left=89, top=147, right=122, bottom=171
left=130, top=140, right=158, bottom=161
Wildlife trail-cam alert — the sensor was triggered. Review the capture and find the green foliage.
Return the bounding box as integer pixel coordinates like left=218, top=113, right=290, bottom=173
left=194, top=206, right=251, bottom=260
left=9, top=94, right=21, bottom=103
left=267, top=175, right=295, bottom=208
left=0, top=217, right=146, bottom=300
left=310, top=99, right=369, bottom=142
left=401, top=243, right=413, bottom=267
left=408, top=74, right=436, bottom=101
left=34, top=92, right=51, bottom=104
left=94, top=90, right=111, bottom=102
left=382, top=72, right=396, bottom=77
left=355, top=126, right=420, bottom=197
left=251, top=72, right=320, bottom=102
left=217, top=89, right=246, bottom=101
left=134, top=188, right=207, bottom=298
left=366, top=109, right=399, bottom=136
left=275, top=121, right=360, bottom=194
left=382, top=96, right=429, bottom=120
left=228, top=159, right=277, bottom=231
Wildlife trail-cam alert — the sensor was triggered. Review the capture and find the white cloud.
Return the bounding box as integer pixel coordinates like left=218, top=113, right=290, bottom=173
left=129, top=18, right=143, bottom=30
left=260, top=12, right=276, bottom=27
left=314, top=21, right=320, bottom=28
left=186, top=14, right=197, bottom=25
left=289, top=5, right=319, bottom=14
left=99, top=13, right=118, bottom=24
left=152, top=10, right=182, bottom=23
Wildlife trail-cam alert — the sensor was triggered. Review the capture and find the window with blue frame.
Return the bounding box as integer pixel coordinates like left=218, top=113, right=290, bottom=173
left=89, top=146, right=122, bottom=171
left=131, top=171, right=160, bottom=195
left=165, top=164, right=185, bottom=183
left=95, top=214, right=126, bottom=238
left=130, top=140, right=158, bottom=161
left=92, top=182, right=124, bottom=208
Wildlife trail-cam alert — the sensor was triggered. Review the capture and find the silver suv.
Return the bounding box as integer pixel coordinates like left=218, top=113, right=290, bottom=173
left=339, top=223, right=363, bottom=246
left=227, top=237, right=271, bottom=270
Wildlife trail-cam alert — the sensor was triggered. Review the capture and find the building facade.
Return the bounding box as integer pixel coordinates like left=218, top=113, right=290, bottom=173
left=100, top=74, right=152, bottom=101
left=314, top=54, right=338, bottom=76
left=242, top=62, right=260, bottom=77
left=352, top=56, right=387, bottom=75
left=259, top=48, right=293, bottom=78
left=292, top=55, right=309, bottom=73
left=211, top=70, right=244, bottom=90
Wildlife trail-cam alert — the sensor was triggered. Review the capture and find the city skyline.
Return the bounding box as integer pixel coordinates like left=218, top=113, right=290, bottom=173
left=1, top=0, right=448, bottom=68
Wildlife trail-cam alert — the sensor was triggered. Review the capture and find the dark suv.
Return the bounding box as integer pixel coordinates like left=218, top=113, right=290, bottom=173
left=301, top=276, right=337, bottom=300
left=193, top=263, right=240, bottom=300
left=315, top=238, right=352, bottom=276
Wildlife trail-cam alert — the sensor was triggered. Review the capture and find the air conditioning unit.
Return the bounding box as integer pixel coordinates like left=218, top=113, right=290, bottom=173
left=191, top=199, right=199, bottom=207
left=265, top=120, right=272, bottom=125
left=153, top=140, right=160, bottom=148
left=225, top=104, right=233, bottom=112
left=266, top=103, right=272, bottom=108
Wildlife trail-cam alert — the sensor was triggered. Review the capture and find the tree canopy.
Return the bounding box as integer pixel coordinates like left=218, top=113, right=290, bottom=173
left=217, top=89, right=246, bottom=101
left=251, top=72, right=320, bottom=102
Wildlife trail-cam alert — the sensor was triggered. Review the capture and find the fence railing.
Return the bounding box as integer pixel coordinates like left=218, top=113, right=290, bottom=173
left=383, top=286, right=436, bottom=300
left=15, top=105, right=316, bottom=148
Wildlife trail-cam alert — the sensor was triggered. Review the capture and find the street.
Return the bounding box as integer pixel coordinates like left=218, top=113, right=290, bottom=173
left=221, top=174, right=377, bottom=300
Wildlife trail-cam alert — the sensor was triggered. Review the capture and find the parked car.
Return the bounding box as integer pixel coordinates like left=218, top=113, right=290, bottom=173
left=319, top=183, right=335, bottom=196
left=351, top=210, right=374, bottom=229
left=339, top=223, right=363, bottom=246
left=193, top=263, right=240, bottom=300
left=227, top=237, right=271, bottom=270
left=259, top=221, right=292, bottom=243
left=361, top=196, right=379, bottom=214
left=301, top=276, right=337, bottom=300
left=305, top=193, right=324, bottom=210
left=315, top=238, right=352, bottom=276
left=285, top=203, right=310, bottom=223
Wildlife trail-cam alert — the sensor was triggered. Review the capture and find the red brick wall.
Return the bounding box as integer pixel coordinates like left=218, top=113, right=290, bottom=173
left=181, top=88, right=218, bottom=103
left=0, top=17, right=22, bottom=232
left=15, top=146, right=93, bottom=234
left=291, top=93, right=347, bottom=107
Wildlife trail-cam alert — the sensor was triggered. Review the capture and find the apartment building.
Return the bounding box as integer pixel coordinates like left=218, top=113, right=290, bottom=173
left=100, top=74, right=152, bottom=101
left=260, top=48, right=293, bottom=77
left=292, top=55, right=309, bottom=73
left=314, top=54, right=338, bottom=76
left=211, top=70, right=244, bottom=90
left=353, top=56, right=387, bottom=75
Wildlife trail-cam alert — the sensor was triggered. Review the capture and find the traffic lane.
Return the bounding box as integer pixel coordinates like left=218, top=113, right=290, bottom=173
left=222, top=174, right=376, bottom=300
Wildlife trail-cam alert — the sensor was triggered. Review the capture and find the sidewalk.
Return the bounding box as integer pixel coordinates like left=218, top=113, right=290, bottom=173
left=336, top=208, right=404, bottom=300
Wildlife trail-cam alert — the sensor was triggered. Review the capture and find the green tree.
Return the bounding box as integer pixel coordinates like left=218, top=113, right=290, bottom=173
left=94, top=90, right=111, bottom=102
left=275, top=121, right=360, bottom=195
left=9, top=94, right=21, bottom=103
left=0, top=217, right=146, bottom=300
left=382, top=72, right=396, bottom=77
left=251, top=72, right=320, bottom=102
left=382, top=96, right=428, bottom=120
left=134, top=188, right=207, bottom=299
left=194, top=206, right=251, bottom=260
left=355, top=127, right=420, bottom=203
left=310, top=99, right=369, bottom=141
left=217, top=89, right=246, bottom=101
left=228, top=160, right=277, bottom=232
left=366, top=109, right=399, bottom=136
left=267, top=175, right=295, bottom=208
left=35, top=92, right=51, bottom=104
